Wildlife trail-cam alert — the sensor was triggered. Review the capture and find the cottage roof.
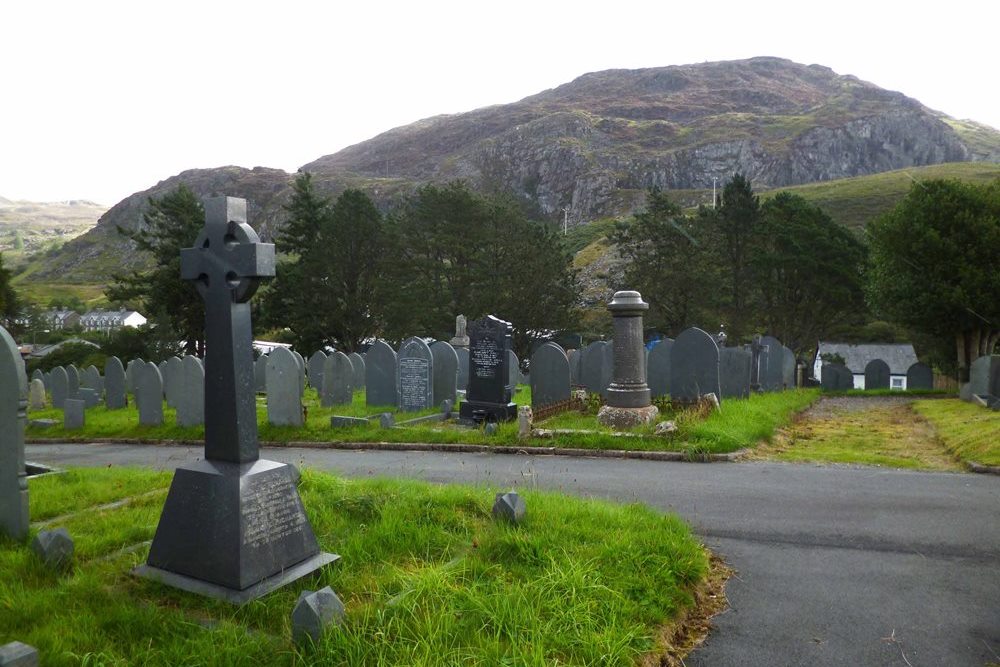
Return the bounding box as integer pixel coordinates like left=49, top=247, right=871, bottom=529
left=815, top=342, right=919, bottom=375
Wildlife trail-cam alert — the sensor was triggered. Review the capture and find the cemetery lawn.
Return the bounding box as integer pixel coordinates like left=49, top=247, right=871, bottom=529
left=1, top=467, right=718, bottom=666
left=26, top=388, right=820, bottom=456
left=911, top=399, right=1000, bottom=466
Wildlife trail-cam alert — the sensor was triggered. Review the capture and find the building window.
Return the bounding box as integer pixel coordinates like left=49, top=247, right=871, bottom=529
left=891, top=377, right=904, bottom=390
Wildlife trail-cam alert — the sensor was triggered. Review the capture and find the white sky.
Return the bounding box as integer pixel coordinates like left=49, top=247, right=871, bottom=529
left=2, top=0, right=998, bottom=206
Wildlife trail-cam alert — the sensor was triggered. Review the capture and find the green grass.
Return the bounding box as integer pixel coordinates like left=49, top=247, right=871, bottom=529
left=28, top=386, right=820, bottom=455
left=912, top=399, right=1000, bottom=466
left=1, top=467, right=711, bottom=666
left=828, top=388, right=954, bottom=398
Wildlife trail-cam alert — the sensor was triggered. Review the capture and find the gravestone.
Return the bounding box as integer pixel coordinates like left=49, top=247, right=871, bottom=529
left=64, top=398, right=85, bottom=430
left=164, top=356, right=184, bottom=409
left=136, top=362, right=164, bottom=426
left=254, top=354, right=268, bottom=393
left=308, top=351, right=327, bottom=392
left=292, top=586, right=346, bottom=645
left=597, top=291, right=658, bottom=428
left=293, top=351, right=307, bottom=390
left=600, top=343, right=615, bottom=399
left=0, top=324, right=29, bottom=541
left=31, top=528, right=74, bottom=570
left=66, top=364, right=80, bottom=400
left=905, top=362, right=933, bottom=391
left=430, top=341, right=459, bottom=406
left=158, top=361, right=169, bottom=397
left=492, top=491, right=526, bottom=524
left=449, top=314, right=469, bottom=349
left=176, top=356, right=205, bottom=427
left=459, top=315, right=518, bottom=423
left=82, top=365, right=102, bottom=396
left=321, top=351, right=354, bottom=407
left=138, top=196, right=335, bottom=604
left=969, top=355, right=1000, bottom=399
left=31, top=368, right=44, bottom=386
left=669, top=327, right=721, bottom=403
left=864, top=359, right=890, bottom=390
left=719, top=347, right=752, bottom=399
left=348, top=352, right=365, bottom=390
left=0, top=641, right=38, bottom=666
left=759, top=336, right=784, bottom=392
left=28, top=379, right=46, bottom=411
left=456, top=348, right=470, bottom=391
left=365, top=340, right=397, bottom=407
left=50, top=366, right=69, bottom=410
left=77, top=388, right=99, bottom=408
left=530, top=342, right=571, bottom=410
left=647, top=338, right=674, bottom=398
left=397, top=337, right=434, bottom=412
left=125, top=359, right=139, bottom=394
left=267, top=347, right=304, bottom=426
left=580, top=341, right=608, bottom=396
left=782, top=347, right=796, bottom=389
left=568, top=349, right=581, bottom=385
left=104, top=356, right=127, bottom=409
left=821, top=363, right=854, bottom=391
left=507, top=350, right=522, bottom=390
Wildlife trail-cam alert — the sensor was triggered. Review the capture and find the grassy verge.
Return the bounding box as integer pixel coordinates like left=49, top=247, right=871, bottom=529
left=828, top=388, right=954, bottom=398
left=912, top=399, right=1000, bottom=466
left=27, top=387, right=821, bottom=455
left=1, top=467, right=712, bottom=666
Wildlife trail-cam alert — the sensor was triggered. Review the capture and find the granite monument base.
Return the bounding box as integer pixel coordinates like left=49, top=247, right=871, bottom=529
left=136, top=458, right=337, bottom=604
left=459, top=400, right=518, bottom=425
left=596, top=404, right=659, bottom=430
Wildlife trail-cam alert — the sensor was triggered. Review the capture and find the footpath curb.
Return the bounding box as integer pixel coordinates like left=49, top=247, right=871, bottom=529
left=967, top=461, right=1000, bottom=476
left=25, top=437, right=750, bottom=463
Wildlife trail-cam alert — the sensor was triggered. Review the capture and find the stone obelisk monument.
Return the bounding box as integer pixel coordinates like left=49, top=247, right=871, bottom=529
left=597, top=290, right=659, bottom=429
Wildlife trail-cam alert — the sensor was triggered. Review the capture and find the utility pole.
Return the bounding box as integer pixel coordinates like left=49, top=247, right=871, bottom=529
left=712, top=177, right=718, bottom=209
left=562, top=206, right=570, bottom=235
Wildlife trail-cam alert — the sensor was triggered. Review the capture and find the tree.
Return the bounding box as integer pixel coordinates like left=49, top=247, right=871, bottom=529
left=105, top=185, right=205, bottom=355
left=753, top=192, right=866, bottom=353
left=0, top=252, right=22, bottom=331
left=867, top=179, right=1000, bottom=380
left=610, top=188, right=718, bottom=335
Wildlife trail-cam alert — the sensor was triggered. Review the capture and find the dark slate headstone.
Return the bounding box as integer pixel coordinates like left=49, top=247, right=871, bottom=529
left=456, top=347, right=470, bottom=391
left=905, top=362, right=934, bottom=391
left=64, top=398, right=85, bottom=430
left=82, top=365, right=102, bottom=396
left=254, top=354, right=268, bottom=394
left=864, top=359, right=890, bottom=390
left=293, top=351, right=307, bottom=390
left=459, top=315, right=517, bottom=423
left=321, top=351, right=354, bottom=407
left=164, top=356, right=184, bottom=409
left=30, top=368, right=44, bottom=386
left=176, top=356, right=205, bottom=427
left=0, top=324, right=29, bottom=541
left=821, top=363, right=854, bottom=391
left=782, top=346, right=796, bottom=390
left=104, top=356, right=127, bottom=410
left=77, top=388, right=99, bottom=408
left=125, top=359, right=139, bottom=394
left=669, top=327, right=721, bottom=403
left=348, top=352, right=365, bottom=390
left=136, top=361, right=164, bottom=426
left=308, top=351, right=327, bottom=393
left=267, top=347, right=304, bottom=426
left=530, top=342, right=570, bottom=410
left=759, top=336, right=784, bottom=392
left=397, top=337, right=433, bottom=412
left=139, top=196, right=335, bottom=604
left=580, top=341, right=608, bottom=396
left=647, top=338, right=674, bottom=398
left=600, top=342, right=614, bottom=399
left=719, top=347, right=752, bottom=399
left=430, top=341, right=459, bottom=406
left=507, top=350, right=522, bottom=390
left=365, top=340, right=397, bottom=407
left=65, top=364, right=80, bottom=400
left=969, top=355, right=1000, bottom=399
left=50, top=366, right=68, bottom=409
left=568, top=349, right=581, bottom=386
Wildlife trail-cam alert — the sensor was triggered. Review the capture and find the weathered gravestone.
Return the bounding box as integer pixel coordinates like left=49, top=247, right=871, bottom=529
left=0, top=324, right=29, bottom=541
left=176, top=356, right=205, bottom=427
left=719, top=347, right=752, bottom=399
left=125, top=359, right=139, bottom=394
left=164, top=356, right=184, bottom=409
left=293, top=351, right=307, bottom=390
left=64, top=398, right=85, bottom=430
left=864, top=359, right=890, bottom=390
left=321, top=351, right=354, bottom=407
left=397, top=337, right=434, bottom=412
left=530, top=342, right=571, bottom=410
left=600, top=343, right=614, bottom=399
left=28, top=379, right=46, bottom=411
left=759, top=336, right=784, bottom=392
left=580, top=341, right=608, bottom=396
left=31, top=368, right=44, bottom=386
left=254, top=354, right=268, bottom=393
left=50, top=366, right=68, bottom=409
left=456, top=347, right=469, bottom=391
left=568, top=349, right=581, bottom=386
left=647, top=339, right=674, bottom=398
left=82, top=365, right=102, bottom=397
left=969, top=355, right=1000, bottom=400
left=136, top=362, right=164, bottom=426
left=449, top=314, right=470, bottom=349
left=308, top=351, right=327, bottom=393
left=597, top=291, right=658, bottom=428
left=137, top=196, right=336, bottom=604
left=77, top=388, right=99, bottom=408
left=905, top=362, right=934, bottom=391
left=507, top=350, right=522, bottom=390
left=782, top=347, right=796, bottom=389
left=267, top=347, right=304, bottom=426
left=430, top=341, right=459, bottom=406
left=65, top=364, right=80, bottom=400
left=365, top=340, right=397, bottom=407
left=821, top=364, right=854, bottom=391
left=104, top=356, right=127, bottom=409
left=670, top=327, right=721, bottom=403
left=459, top=315, right=518, bottom=423
left=348, top=352, right=365, bottom=390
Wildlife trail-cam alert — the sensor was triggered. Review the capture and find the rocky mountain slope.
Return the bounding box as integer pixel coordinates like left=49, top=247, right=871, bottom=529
left=0, top=197, right=106, bottom=265
left=26, top=57, right=1000, bottom=283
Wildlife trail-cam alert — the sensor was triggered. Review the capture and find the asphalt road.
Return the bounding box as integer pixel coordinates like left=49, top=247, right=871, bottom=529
left=26, top=443, right=1000, bottom=666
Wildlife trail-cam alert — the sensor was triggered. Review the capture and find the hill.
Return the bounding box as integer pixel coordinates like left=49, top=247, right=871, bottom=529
left=0, top=197, right=106, bottom=263
left=21, top=56, right=1000, bottom=286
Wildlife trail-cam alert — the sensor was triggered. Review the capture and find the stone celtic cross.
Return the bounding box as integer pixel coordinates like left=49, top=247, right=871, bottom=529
left=180, top=197, right=274, bottom=463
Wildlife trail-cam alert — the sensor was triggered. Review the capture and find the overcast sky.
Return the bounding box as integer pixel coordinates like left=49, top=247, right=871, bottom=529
left=3, top=1, right=998, bottom=206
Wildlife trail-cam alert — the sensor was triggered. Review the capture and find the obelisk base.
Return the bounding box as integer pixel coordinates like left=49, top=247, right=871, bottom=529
left=597, top=404, right=659, bottom=430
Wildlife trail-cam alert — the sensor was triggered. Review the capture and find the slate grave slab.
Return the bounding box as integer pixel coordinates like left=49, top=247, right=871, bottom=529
left=530, top=342, right=570, bottom=410
left=267, top=347, right=304, bottom=426
left=104, top=356, right=127, bottom=409
left=459, top=315, right=517, bottom=423
left=49, top=366, right=68, bottom=409
left=64, top=398, right=85, bottom=430
left=65, top=364, right=80, bottom=400
left=669, top=327, right=721, bottom=403
left=348, top=352, right=365, bottom=390
left=365, top=341, right=397, bottom=407
left=397, top=337, right=433, bottom=412
left=77, top=388, right=99, bottom=408
left=0, top=325, right=29, bottom=541
left=28, top=379, right=46, bottom=411
left=255, top=354, right=268, bottom=394
left=821, top=363, right=854, bottom=391
left=176, top=356, right=205, bottom=427
left=719, top=347, right=752, bottom=399
left=647, top=338, right=674, bottom=398
left=164, top=356, right=184, bottom=409
left=308, top=351, right=327, bottom=392
left=321, top=351, right=354, bottom=407
left=782, top=346, right=796, bottom=389
left=759, top=336, right=784, bottom=392
left=864, top=359, right=890, bottom=390
left=136, top=362, right=164, bottom=426
left=456, top=347, right=469, bottom=391
left=430, top=341, right=459, bottom=406
left=905, top=362, right=933, bottom=391
left=579, top=341, right=607, bottom=396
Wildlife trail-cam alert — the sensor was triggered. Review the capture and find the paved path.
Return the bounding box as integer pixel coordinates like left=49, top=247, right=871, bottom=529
left=27, top=443, right=1000, bottom=666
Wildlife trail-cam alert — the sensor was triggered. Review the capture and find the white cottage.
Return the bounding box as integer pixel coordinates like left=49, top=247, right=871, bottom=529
left=813, top=342, right=919, bottom=390
left=79, top=309, right=147, bottom=333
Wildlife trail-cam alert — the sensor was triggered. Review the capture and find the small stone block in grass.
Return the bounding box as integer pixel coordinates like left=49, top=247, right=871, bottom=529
left=441, top=399, right=454, bottom=418
left=63, top=399, right=85, bottom=430
left=492, top=491, right=526, bottom=524
left=0, top=641, right=38, bottom=667
left=28, top=419, right=57, bottom=429
left=378, top=413, right=395, bottom=429
left=292, top=586, right=345, bottom=645
left=330, top=416, right=369, bottom=428
left=31, top=528, right=74, bottom=571
left=484, top=423, right=498, bottom=436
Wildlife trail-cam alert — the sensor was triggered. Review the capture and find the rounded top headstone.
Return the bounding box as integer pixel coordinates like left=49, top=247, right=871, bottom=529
left=607, top=290, right=648, bottom=314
